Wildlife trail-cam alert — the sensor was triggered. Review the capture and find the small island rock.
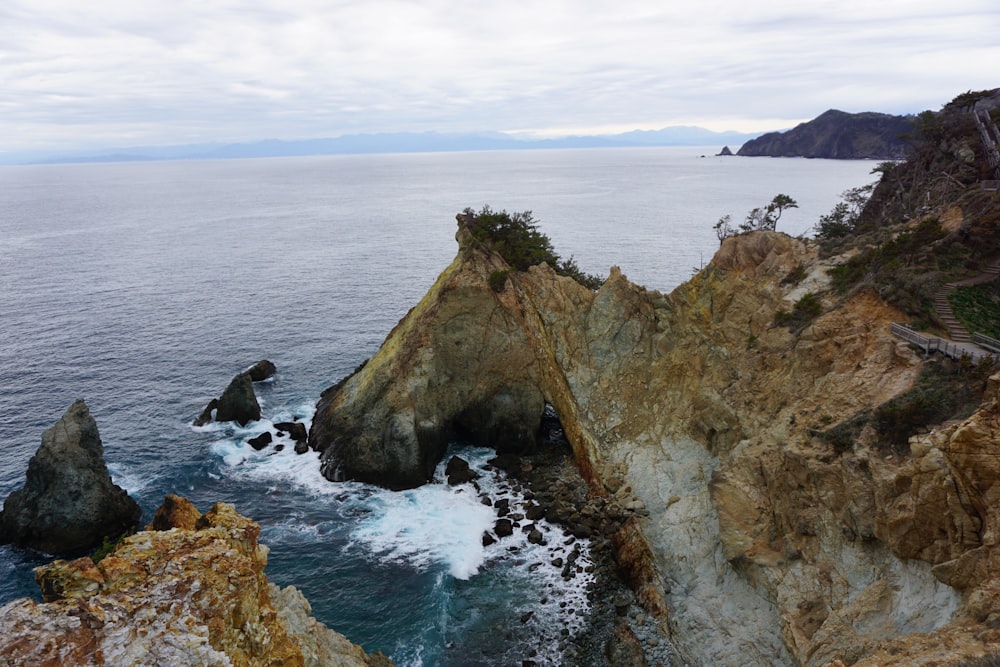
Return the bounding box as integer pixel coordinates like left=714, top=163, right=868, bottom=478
left=194, top=360, right=276, bottom=427
left=0, top=400, right=141, bottom=554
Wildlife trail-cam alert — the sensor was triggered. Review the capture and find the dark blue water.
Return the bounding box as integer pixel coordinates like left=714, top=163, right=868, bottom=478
left=0, top=148, right=876, bottom=664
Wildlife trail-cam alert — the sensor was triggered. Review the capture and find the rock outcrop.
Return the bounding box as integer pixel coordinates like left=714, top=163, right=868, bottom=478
left=0, top=400, right=141, bottom=554
left=194, top=360, right=276, bottom=427
left=309, top=230, right=546, bottom=489
left=0, top=496, right=391, bottom=667
left=737, top=109, right=913, bottom=159
left=309, top=214, right=1000, bottom=665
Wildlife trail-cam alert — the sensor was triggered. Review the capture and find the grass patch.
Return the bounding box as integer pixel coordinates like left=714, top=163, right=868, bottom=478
left=950, top=280, right=1000, bottom=338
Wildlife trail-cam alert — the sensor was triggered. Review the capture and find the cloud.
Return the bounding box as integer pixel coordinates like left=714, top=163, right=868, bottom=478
left=1, top=0, right=998, bottom=151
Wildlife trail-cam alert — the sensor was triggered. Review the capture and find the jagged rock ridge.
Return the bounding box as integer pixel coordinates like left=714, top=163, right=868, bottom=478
left=737, top=109, right=913, bottom=159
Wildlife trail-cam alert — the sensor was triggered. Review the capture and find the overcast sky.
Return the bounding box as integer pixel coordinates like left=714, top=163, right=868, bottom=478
left=1, top=0, right=998, bottom=153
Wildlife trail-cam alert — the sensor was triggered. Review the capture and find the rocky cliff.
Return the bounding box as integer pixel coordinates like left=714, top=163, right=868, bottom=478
left=310, top=211, right=1000, bottom=664
left=0, top=496, right=391, bottom=667
left=737, top=109, right=913, bottom=159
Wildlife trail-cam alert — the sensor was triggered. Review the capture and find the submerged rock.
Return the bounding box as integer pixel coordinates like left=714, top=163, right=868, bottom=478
left=0, top=400, right=141, bottom=554
left=0, top=498, right=392, bottom=667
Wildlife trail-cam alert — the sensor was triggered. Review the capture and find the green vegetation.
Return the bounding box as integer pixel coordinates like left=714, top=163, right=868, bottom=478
left=714, top=194, right=798, bottom=243
left=461, top=206, right=604, bottom=290
left=812, top=182, right=876, bottom=242
left=780, top=262, right=808, bottom=286
left=93, top=532, right=127, bottom=563
left=488, top=269, right=510, bottom=292
left=950, top=281, right=1000, bottom=338
left=773, top=292, right=823, bottom=331
left=827, top=218, right=953, bottom=328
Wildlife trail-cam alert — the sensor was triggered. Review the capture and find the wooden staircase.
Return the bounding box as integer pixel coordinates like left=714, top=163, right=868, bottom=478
left=933, top=285, right=972, bottom=342
left=933, top=259, right=1000, bottom=342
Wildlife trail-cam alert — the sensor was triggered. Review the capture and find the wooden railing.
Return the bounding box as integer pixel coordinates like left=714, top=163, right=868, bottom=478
left=891, top=322, right=996, bottom=363
left=891, top=322, right=936, bottom=353
left=972, top=332, right=1000, bottom=354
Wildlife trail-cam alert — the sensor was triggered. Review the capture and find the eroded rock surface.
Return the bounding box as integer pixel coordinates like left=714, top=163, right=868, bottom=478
left=309, top=216, right=1000, bottom=665
left=0, top=497, right=391, bottom=667
left=0, top=400, right=140, bottom=554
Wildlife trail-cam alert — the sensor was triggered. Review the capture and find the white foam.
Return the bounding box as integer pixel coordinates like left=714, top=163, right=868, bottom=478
left=210, top=427, right=596, bottom=658
left=107, top=462, right=152, bottom=496
left=349, top=482, right=494, bottom=580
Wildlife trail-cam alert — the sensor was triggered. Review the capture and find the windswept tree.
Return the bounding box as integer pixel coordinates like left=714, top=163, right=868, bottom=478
left=714, top=194, right=798, bottom=243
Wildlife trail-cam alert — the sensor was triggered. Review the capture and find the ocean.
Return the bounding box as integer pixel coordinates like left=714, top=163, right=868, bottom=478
left=0, top=147, right=876, bottom=665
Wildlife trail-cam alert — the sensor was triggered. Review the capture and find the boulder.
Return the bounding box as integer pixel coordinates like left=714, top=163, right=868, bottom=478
left=247, top=359, right=277, bottom=382
left=248, top=432, right=273, bottom=450
left=215, top=373, right=260, bottom=426
left=146, top=494, right=202, bottom=531
left=275, top=421, right=308, bottom=445
left=0, top=400, right=141, bottom=554
left=494, top=519, right=514, bottom=538
left=445, top=456, right=478, bottom=486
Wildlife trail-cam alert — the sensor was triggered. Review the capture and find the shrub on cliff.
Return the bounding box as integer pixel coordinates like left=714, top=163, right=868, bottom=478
left=461, top=206, right=604, bottom=290
left=773, top=292, right=823, bottom=331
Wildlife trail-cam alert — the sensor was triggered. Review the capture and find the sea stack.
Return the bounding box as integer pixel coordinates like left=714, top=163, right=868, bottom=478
left=0, top=400, right=141, bottom=554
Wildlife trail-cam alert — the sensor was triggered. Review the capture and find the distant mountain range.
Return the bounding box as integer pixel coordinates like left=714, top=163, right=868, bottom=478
left=0, top=127, right=763, bottom=166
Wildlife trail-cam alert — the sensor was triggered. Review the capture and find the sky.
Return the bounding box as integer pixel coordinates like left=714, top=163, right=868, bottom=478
left=1, top=0, right=998, bottom=154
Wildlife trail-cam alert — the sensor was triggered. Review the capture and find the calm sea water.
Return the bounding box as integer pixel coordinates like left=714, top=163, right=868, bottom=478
left=0, top=147, right=875, bottom=664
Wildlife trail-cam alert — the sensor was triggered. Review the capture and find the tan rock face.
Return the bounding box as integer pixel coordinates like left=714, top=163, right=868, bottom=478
left=0, top=499, right=388, bottom=667
left=308, top=220, right=1000, bottom=665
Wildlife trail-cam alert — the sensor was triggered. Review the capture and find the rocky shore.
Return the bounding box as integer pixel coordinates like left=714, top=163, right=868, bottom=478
left=474, top=439, right=682, bottom=667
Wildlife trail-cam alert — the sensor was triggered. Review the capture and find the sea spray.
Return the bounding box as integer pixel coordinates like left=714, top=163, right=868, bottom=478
left=209, top=414, right=595, bottom=666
